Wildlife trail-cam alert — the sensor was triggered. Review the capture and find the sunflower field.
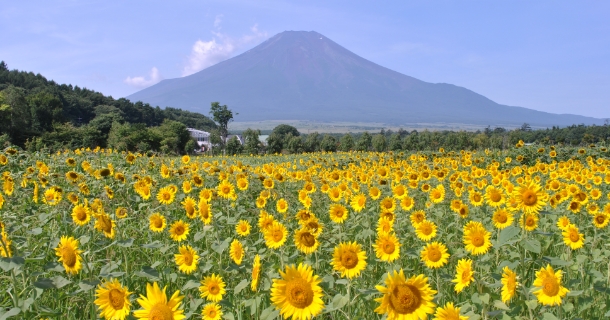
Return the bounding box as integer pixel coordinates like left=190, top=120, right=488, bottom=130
left=1, top=144, right=610, bottom=320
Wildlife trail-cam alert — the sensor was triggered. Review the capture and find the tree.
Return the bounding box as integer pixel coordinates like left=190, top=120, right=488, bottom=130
left=242, top=128, right=261, bottom=155
left=339, top=134, right=354, bottom=151
left=209, top=102, right=236, bottom=154
left=304, top=132, right=321, bottom=153
left=320, top=134, right=337, bottom=152
left=266, top=132, right=284, bottom=154
left=355, top=132, right=372, bottom=151
left=226, top=136, right=243, bottom=155
left=286, top=135, right=304, bottom=154
left=388, top=133, right=402, bottom=151
left=272, top=124, right=300, bottom=138
left=372, top=134, right=387, bottom=152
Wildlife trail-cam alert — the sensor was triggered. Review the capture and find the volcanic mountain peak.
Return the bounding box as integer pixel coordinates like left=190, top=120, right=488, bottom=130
left=127, top=31, right=602, bottom=127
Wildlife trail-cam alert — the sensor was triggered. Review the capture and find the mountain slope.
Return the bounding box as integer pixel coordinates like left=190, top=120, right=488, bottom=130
left=128, top=31, right=603, bottom=127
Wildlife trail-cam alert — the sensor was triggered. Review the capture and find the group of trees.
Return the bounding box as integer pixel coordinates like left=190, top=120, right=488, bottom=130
left=0, top=61, right=216, bottom=153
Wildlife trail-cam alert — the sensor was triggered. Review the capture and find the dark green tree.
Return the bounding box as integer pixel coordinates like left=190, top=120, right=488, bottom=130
left=209, top=102, right=236, bottom=154
left=320, top=134, right=337, bottom=152
left=226, top=136, right=243, bottom=155
left=242, top=128, right=262, bottom=155
left=355, top=132, right=371, bottom=151
left=339, top=133, right=354, bottom=151
left=372, top=134, right=387, bottom=152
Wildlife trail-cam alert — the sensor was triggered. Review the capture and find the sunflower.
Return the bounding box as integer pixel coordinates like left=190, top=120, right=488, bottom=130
left=556, top=216, right=571, bottom=231
left=43, top=187, right=62, bottom=206
left=376, top=217, right=394, bottom=234
left=104, top=186, right=114, bottom=199
left=236, top=178, right=249, bottom=191
left=491, top=209, right=513, bottom=229
left=468, top=191, right=484, bottom=207
left=133, top=282, right=185, bottom=320
left=115, top=207, right=128, bottom=219
left=181, top=197, right=197, bottom=219
left=519, top=213, right=539, bottom=231
left=270, top=263, right=325, bottom=320
left=463, top=225, right=492, bottom=255
left=230, top=239, right=244, bottom=265
left=251, top=254, right=262, bottom=292
left=302, top=216, right=323, bottom=237
left=532, top=264, right=569, bottom=306
left=329, top=203, right=348, bottom=223
left=562, top=224, right=584, bottom=250
left=199, top=274, right=226, bottom=302
left=433, top=302, right=467, bottom=320
left=156, top=186, right=176, bottom=205
left=400, top=196, right=415, bottom=211
left=264, top=221, right=288, bottom=249
left=513, top=181, right=547, bottom=214
left=198, top=200, right=213, bottom=225
left=71, top=204, right=91, bottom=226
left=452, top=259, right=474, bottom=293
left=0, top=230, right=12, bottom=257
left=331, top=242, right=367, bottom=279
left=420, top=242, right=450, bottom=269
left=217, top=180, right=236, bottom=200
left=350, top=193, right=367, bottom=212
left=373, top=232, right=401, bottom=262
left=94, top=279, right=132, bottom=320
left=199, top=188, right=213, bottom=202
left=593, top=213, right=610, bottom=229
left=94, top=213, right=116, bottom=239
left=236, top=220, right=251, bottom=236
left=567, top=200, right=581, bottom=213
left=55, top=236, right=83, bottom=275
left=410, top=210, right=426, bottom=227
left=501, top=266, right=518, bottom=304
left=429, top=185, right=445, bottom=204
left=415, top=220, right=437, bottom=242
left=258, top=211, right=276, bottom=233
left=369, top=186, right=382, bottom=200
left=182, top=181, right=192, bottom=194
left=202, top=303, right=222, bottom=320
left=375, top=270, right=436, bottom=320
left=457, top=204, right=469, bottom=219
left=149, top=213, right=167, bottom=232
left=174, top=245, right=199, bottom=274
left=392, top=184, right=408, bottom=200
left=66, top=171, right=80, bottom=183
left=294, top=228, right=319, bottom=255
left=169, top=220, right=190, bottom=242
left=380, top=197, right=396, bottom=213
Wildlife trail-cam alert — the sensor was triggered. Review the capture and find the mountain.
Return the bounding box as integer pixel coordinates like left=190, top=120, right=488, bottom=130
left=127, top=31, right=603, bottom=127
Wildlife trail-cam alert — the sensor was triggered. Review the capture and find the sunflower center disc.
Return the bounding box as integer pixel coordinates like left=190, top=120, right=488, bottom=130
left=183, top=253, right=193, bottom=266
left=341, top=250, right=359, bottom=269
left=523, top=191, right=538, bottom=206
left=209, top=285, right=219, bottom=294
left=428, top=248, right=441, bottom=262
left=300, top=233, right=316, bottom=247
left=286, top=278, right=314, bottom=309
left=569, top=231, right=580, bottom=242
left=175, top=226, right=184, bottom=235
left=108, top=289, right=125, bottom=309
left=461, top=269, right=471, bottom=282
left=101, top=217, right=112, bottom=233
left=383, top=241, right=395, bottom=254
left=542, top=277, right=560, bottom=296
left=421, top=225, right=431, bottom=235
left=153, top=219, right=163, bottom=228
left=597, top=216, right=606, bottom=224
left=272, top=230, right=283, bottom=242
left=390, top=284, right=421, bottom=314
left=76, top=209, right=87, bottom=220
left=490, top=192, right=502, bottom=202
left=495, top=213, right=507, bottom=223
left=472, top=234, right=484, bottom=247
left=149, top=303, right=174, bottom=320
left=62, top=248, right=77, bottom=267
left=163, top=193, right=171, bottom=201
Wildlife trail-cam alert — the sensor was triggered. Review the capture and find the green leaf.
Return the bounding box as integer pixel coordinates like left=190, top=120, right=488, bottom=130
left=479, top=293, right=490, bottom=304
left=142, top=241, right=163, bottom=249
left=33, top=278, right=55, bottom=289
left=567, top=290, right=583, bottom=297
left=331, top=293, right=349, bottom=310
left=542, top=313, right=558, bottom=320
left=335, top=279, right=349, bottom=285
left=194, top=231, right=205, bottom=242
left=117, top=238, right=134, bottom=247
left=234, top=279, right=249, bottom=294
left=522, top=239, right=541, bottom=254
left=138, top=266, right=159, bottom=279
left=52, top=276, right=72, bottom=289
left=223, top=312, right=235, bottom=320
left=497, top=226, right=520, bottom=246
left=259, top=305, right=279, bottom=320
left=0, top=308, right=21, bottom=320
left=182, top=280, right=200, bottom=291
left=525, top=300, right=538, bottom=310
left=28, top=227, right=42, bottom=235
left=493, top=300, right=509, bottom=310
left=78, top=280, right=100, bottom=292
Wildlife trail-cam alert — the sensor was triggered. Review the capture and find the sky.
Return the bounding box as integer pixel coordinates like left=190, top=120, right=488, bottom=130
left=1, top=1, right=609, bottom=118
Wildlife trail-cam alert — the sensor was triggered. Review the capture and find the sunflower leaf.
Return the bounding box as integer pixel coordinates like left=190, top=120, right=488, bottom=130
left=522, top=239, right=541, bottom=254
left=0, top=308, right=21, bottom=320
left=497, top=226, right=520, bottom=247
left=182, top=280, right=200, bottom=291
left=234, top=279, right=249, bottom=294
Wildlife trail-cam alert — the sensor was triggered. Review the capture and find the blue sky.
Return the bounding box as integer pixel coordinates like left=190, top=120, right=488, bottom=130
left=1, top=1, right=609, bottom=118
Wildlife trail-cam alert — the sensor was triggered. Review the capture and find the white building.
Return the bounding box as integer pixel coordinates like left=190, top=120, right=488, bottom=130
left=187, top=128, right=211, bottom=151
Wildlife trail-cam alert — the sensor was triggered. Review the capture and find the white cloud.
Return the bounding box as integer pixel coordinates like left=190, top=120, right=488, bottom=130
left=181, top=23, right=267, bottom=77
left=124, top=67, right=162, bottom=88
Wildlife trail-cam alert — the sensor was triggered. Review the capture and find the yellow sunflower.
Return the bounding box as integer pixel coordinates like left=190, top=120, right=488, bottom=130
left=491, top=209, right=513, bottom=229
left=420, top=242, right=450, bottom=269
left=532, top=264, right=569, bottom=306
left=169, top=220, right=190, bottom=242
left=433, top=302, right=467, bottom=320
left=400, top=196, right=415, bottom=211
left=375, top=270, right=436, bottom=320
left=294, top=228, right=319, bottom=255
left=429, top=185, right=445, bottom=204
left=556, top=215, right=571, bottom=231
left=513, top=181, right=547, bottom=214
left=94, top=279, right=132, bottom=320
left=133, top=282, right=185, bottom=320
left=501, top=266, right=519, bottom=304
left=468, top=191, right=484, bottom=207
left=350, top=193, right=367, bottom=212
left=415, top=220, right=437, bottom=242
left=258, top=211, right=276, bottom=233
left=380, top=197, right=396, bottom=212
left=229, top=239, right=244, bottom=265
left=217, top=180, right=236, bottom=200
left=410, top=210, right=426, bottom=227
left=331, top=241, right=367, bottom=279
left=236, top=220, right=251, bottom=236
left=270, top=263, right=325, bottom=320
left=251, top=254, right=261, bottom=292
left=181, top=197, right=197, bottom=219
left=373, top=232, right=401, bottom=262
left=149, top=213, right=166, bottom=232
left=369, top=186, right=382, bottom=200
left=484, top=186, right=505, bottom=207
left=94, top=213, right=116, bottom=239
left=198, top=200, right=213, bottom=225
left=562, top=224, right=584, bottom=250
left=202, top=303, right=222, bottom=320
left=156, top=186, right=176, bottom=205
left=115, top=207, right=128, bottom=219
left=182, top=180, right=192, bottom=194
left=174, top=245, right=199, bottom=274
left=199, top=274, right=226, bottom=302
left=376, top=216, right=394, bottom=234
left=463, top=225, right=492, bottom=255
left=593, top=213, right=609, bottom=229
left=55, top=236, right=83, bottom=275
left=264, top=221, right=287, bottom=249
left=71, top=204, right=91, bottom=226
left=452, top=258, right=474, bottom=293
left=519, top=212, right=539, bottom=231
left=276, top=198, right=289, bottom=213
left=329, top=203, right=348, bottom=223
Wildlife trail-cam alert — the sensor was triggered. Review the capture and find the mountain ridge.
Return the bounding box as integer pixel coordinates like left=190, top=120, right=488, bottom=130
left=128, top=31, right=604, bottom=127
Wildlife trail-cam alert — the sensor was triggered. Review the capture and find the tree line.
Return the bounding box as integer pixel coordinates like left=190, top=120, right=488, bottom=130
left=0, top=61, right=217, bottom=153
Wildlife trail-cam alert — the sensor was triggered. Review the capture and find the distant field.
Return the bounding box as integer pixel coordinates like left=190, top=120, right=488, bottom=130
left=229, top=120, right=517, bottom=134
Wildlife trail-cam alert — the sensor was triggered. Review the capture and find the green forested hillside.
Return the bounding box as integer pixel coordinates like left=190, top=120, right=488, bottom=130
left=0, top=61, right=216, bottom=153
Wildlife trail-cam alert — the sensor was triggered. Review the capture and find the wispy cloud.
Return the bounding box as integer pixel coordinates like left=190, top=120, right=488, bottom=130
left=181, top=21, right=267, bottom=77
left=124, top=67, right=162, bottom=88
